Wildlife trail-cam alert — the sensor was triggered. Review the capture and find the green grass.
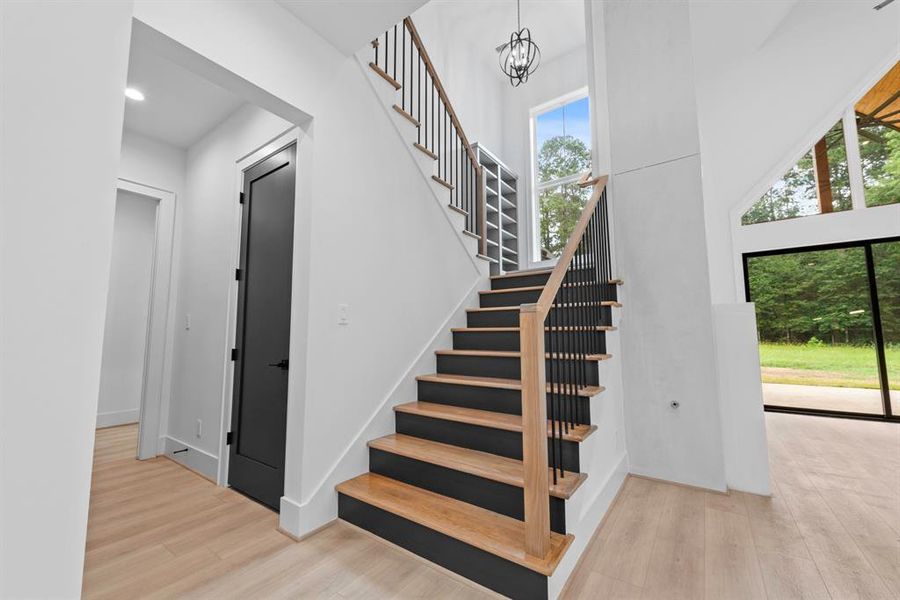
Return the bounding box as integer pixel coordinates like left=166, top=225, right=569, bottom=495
left=759, top=342, right=900, bottom=390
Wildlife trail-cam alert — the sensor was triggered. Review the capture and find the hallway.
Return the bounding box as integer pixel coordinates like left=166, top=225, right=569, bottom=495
left=83, top=414, right=900, bottom=598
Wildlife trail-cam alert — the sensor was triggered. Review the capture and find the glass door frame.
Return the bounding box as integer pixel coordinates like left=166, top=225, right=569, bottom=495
left=742, top=235, right=900, bottom=422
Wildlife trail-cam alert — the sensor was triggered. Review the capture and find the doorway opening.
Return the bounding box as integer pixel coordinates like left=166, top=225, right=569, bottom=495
left=97, top=189, right=159, bottom=432
left=90, top=16, right=310, bottom=550
left=743, top=237, right=899, bottom=421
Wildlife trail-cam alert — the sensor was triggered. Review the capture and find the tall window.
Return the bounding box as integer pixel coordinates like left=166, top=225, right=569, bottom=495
left=532, top=93, right=591, bottom=260
left=742, top=120, right=851, bottom=225
left=742, top=61, right=900, bottom=225
left=855, top=62, right=900, bottom=208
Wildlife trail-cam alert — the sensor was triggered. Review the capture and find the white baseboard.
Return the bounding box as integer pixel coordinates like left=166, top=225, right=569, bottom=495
left=163, top=435, right=219, bottom=482
left=96, top=408, right=140, bottom=429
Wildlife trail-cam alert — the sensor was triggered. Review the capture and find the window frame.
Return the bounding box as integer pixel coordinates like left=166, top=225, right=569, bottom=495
left=742, top=234, right=900, bottom=422
left=528, top=87, right=591, bottom=267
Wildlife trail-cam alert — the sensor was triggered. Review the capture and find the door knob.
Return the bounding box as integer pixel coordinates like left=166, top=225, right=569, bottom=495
left=268, top=359, right=289, bottom=370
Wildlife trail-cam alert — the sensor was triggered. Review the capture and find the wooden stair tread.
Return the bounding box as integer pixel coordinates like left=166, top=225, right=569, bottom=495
left=480, top=282, right=600, bottom=294
left=609, top=278, right=624, bottom=285
left=436, top=349, right=612, bottom=361
left=413, top=142, right=437, bottom=160
left=490, top=268, right=554, bottom=280
left=336, top=473, right=573, bottom=575
left=417, top=373, right=605, bottom=397
left=368, top=62, right=401, bottom=90
left=392, top=104, right=420, bottom=127
left=395, top=401, right=597, bottom=442
left=468, top=301, right=621, bottom=311
left=432, top=175, right=454, bottom=190
left=489, top=267, right=613, bottom=281
left=452, top=326, right=617, bottom=333
left=368, top=434, right=587, bottom=499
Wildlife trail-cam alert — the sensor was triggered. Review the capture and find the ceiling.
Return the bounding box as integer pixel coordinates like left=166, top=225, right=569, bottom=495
left=277, top=0, right=429, bottom=55
left=856, top=60, right=900, bottom=127
left=123, top=35, right=245, bottom=149
left=419, top=0, right=586, bottom=79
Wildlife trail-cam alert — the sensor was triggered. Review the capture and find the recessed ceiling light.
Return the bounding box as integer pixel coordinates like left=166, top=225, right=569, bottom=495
left=125, top=88, right=145, bottom=101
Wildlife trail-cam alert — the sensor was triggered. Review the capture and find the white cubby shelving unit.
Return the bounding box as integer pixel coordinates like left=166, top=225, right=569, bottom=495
left=474, top=143, right=519, bottom=275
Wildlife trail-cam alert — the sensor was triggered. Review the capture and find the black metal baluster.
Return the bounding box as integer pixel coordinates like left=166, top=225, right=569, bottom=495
left=416, top=48, right=425, bottom=144
left=430, top=77, right=441, bottom=157
left=577, top=237, right=588, bottom=424
left=392, top=25, right=397, bottom=80
left=547, top=301, right=558, bottom=484
left=401, top=26, right=405, bottom=110
left=383, top=32, right=388, bottom=71
left=568, top=268, right=577, bottom=430
left=602, top=190, right=611, bottom=295
left=572, top=241, right=583, bottom=426
left=551, top=297, right=564, bottom=480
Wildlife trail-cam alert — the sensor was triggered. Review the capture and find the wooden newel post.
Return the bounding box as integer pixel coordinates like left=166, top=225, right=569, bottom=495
left=519, top=303, right=551, bottom=559
left=477, top=167, right=487, bottom=256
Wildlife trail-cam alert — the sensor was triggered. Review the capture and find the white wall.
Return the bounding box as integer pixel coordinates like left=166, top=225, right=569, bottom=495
left=409, top=2, right=506, bottom=153
left=691, top=1, right=900, bottom=304
left=0, top=1, right=133, bottom=597
left=97, top=191, right=159, bottom=428
left=120, top=129, right=187, bottom=196
left=165, top=103, right=291, bottom=478
left=277, top=0, right=428, bottom=55
left=601, top=0, right=728, bottom=491
left=501, top=45, right=588, bottom=267
left=132, top=0, right=486, bottom=536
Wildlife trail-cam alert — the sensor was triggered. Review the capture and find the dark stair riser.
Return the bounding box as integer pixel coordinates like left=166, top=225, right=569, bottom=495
left=489, top=268, right=597, bottom=291
left=417, top=380, right=593, bottom=424
left=467, top=306, right=613, bottom=328
left=338, top=494, right=549, bottom=600
left=437, top=354, right=600, bottom=386
left=453, top=330, right=608, bottom=354
left=369, top=448, right=567, bottom=534
left=482, top=286, right=606, bottom=309
left=395, top=412, right=581, bottom=472
left=480, top=288, right=542, bottom=308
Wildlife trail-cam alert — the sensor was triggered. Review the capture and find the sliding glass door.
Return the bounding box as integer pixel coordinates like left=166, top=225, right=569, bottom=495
left=745, top=237, right=899, bottom=420
left=872, top=241, right=899, bottom=415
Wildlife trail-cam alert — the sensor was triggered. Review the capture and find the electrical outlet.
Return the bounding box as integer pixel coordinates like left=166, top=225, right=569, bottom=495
left=196, top=419, right=202, bottom=438
left=338, top=304, right=349, bottom=326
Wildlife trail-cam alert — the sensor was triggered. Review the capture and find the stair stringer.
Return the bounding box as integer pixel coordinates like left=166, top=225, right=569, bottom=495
left=550, top=297, right=630, bottom=597
left=354, top=49, right=488, bottom=274
left=279, top=280, right=488, bottom=538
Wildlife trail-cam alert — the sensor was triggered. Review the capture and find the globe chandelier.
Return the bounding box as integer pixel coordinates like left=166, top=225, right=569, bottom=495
left=498, top=0, right=541, bottom=87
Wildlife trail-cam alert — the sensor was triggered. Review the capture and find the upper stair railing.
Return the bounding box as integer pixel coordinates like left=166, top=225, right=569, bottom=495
left=371, top=18, right=485, bottom=253
left=519, top=175, right=611, bottom=558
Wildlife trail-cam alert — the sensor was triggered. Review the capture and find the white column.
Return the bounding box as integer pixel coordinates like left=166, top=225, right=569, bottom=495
left=843, top=106, right=867, bottom=210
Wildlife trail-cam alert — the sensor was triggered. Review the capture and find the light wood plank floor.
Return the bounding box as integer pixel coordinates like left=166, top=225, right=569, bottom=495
left=84, top=414, right=900, bottom=599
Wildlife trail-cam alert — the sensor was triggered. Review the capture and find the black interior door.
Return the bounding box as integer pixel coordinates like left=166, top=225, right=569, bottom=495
left=228, top=143, right=296, bottom=510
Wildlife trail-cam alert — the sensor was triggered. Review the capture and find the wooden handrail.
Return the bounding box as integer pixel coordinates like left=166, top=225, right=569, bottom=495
left=403, top=18, right=486, bottom=255
left=532, top=175, right=609, bottom=319
left=404, top=17, right=479, bottom=171
left=518, top=175, right=608, bottom=559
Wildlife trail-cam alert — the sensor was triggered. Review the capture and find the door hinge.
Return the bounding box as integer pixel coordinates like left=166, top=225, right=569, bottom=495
left=226, top=431, right=234, bottom=445
left=235, top=268, right=242, bottom=281
left=239, top=192, right=245, bottom=204
left=231, top=348, right=239, bottom=361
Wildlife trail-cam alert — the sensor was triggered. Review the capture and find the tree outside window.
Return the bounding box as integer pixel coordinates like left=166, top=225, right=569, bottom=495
left=533, top=95, right=591, bottom=259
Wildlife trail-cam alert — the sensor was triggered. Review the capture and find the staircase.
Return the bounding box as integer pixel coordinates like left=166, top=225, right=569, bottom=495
left=337, top=272, right=622, bottom=599
left=337, top=18, right=622, bottom=600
